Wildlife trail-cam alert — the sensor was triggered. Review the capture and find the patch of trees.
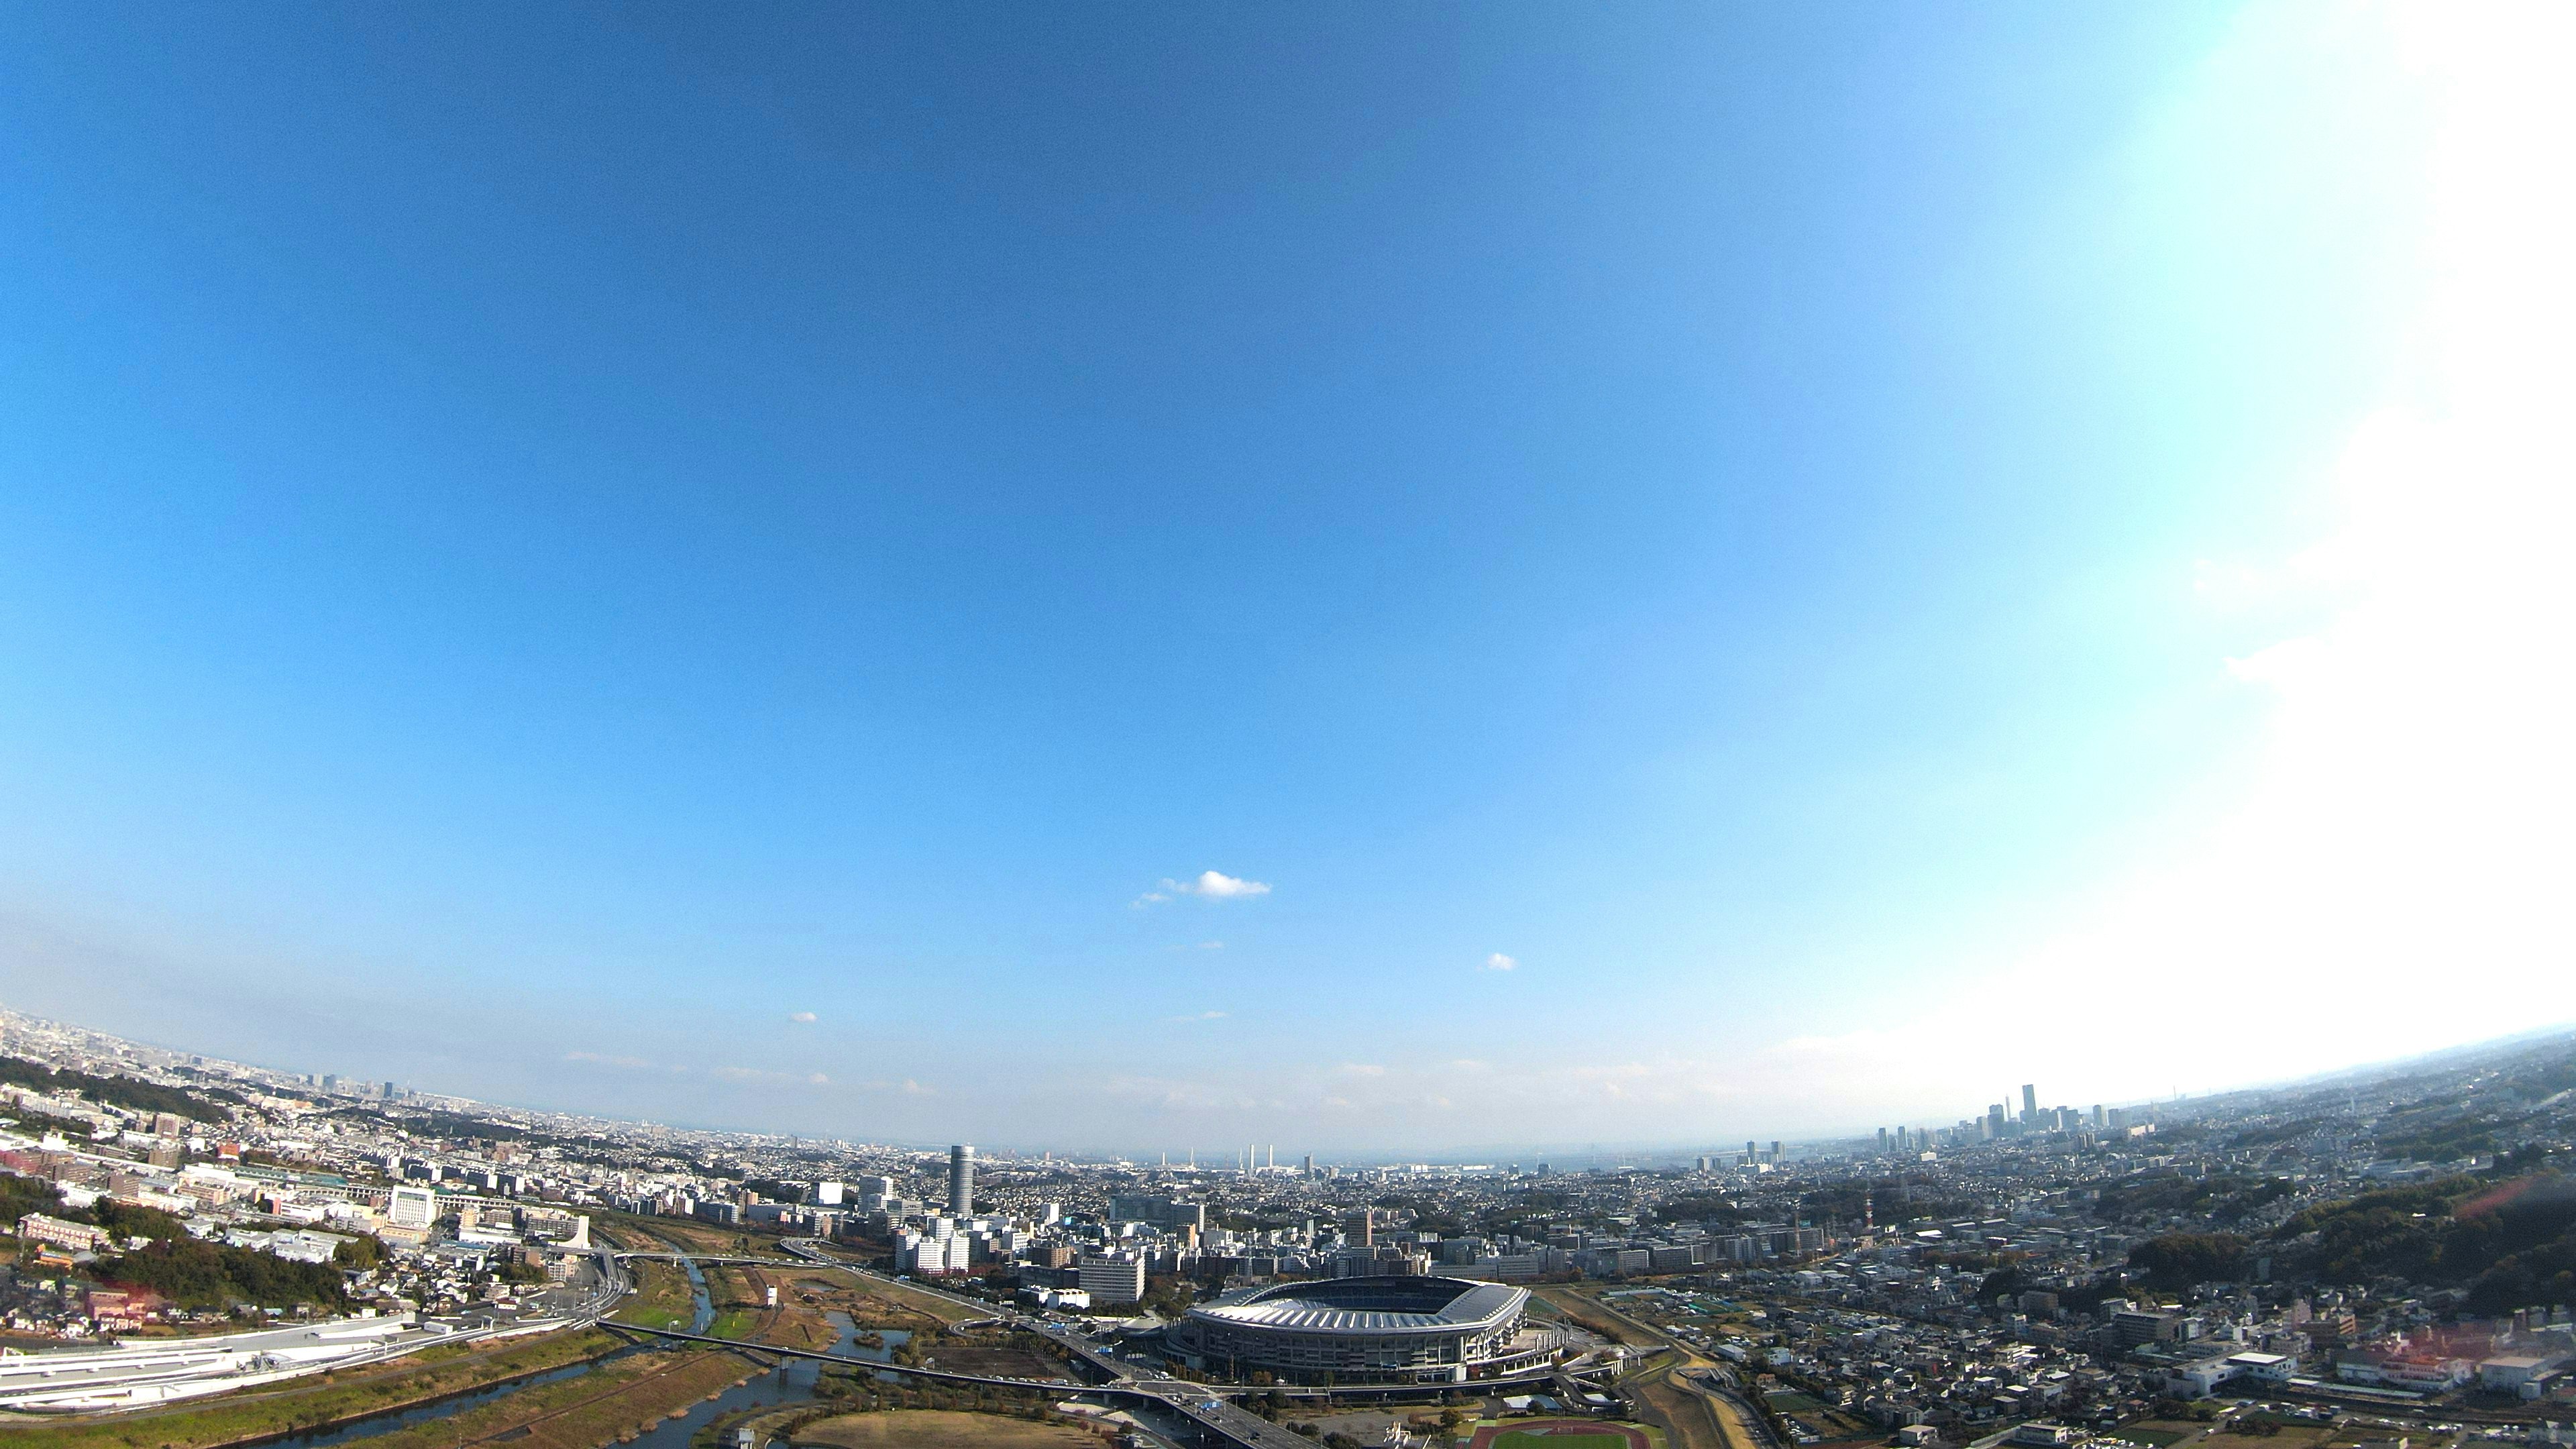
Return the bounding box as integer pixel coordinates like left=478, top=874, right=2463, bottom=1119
left=94, top=1237, right=348, bottom=1310
left=2230, top=1118, right=2328, bottom=1148
left=2271, top=1172, right=2576, bottom=1311
left=0, top=1055, right=237, bottom=1122
left=1140, top=1273, right=1199, bottom=1320
left=1, top=1169, right=65, bottom=1222
left=89, top=1199, right=192, bottom=1243
left=2377, top=1121, right=2499, bottom=1164
left=2129, top=1233, right=2249, bottom=1289
left=1654, top=1192, right=1746, bottom=1226
left=333, top=1104, right=537, bottom=1143
left=4, top=1108, right=103, bottom=1140
left=2100, top=1174, right=2294, bottom=1224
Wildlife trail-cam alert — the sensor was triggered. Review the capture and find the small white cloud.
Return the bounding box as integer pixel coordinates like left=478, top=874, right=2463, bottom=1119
left=789, top=1010, right=818, bottom=1024
left=1482, top=953, right=1517, bottom=972
left=806, top=1071, right=829, bottom=1085
left=1131, top=891, right=1169, bottom=907
left=1162, top=869, right=1272, bottom=900
left=1198, top=940, right=1224, bottom=950
left=1339, top=1063, right=1389, bottom=1077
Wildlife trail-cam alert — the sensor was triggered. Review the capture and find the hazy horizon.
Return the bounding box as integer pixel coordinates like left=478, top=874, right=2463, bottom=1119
left=3, top=7, right=2569, bottom=1152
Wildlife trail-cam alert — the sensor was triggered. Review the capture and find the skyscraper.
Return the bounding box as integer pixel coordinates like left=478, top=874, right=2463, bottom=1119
left=948, top=1144, right=973, bottom=1216
left=2021, top=1083, right=2038, bottom=1124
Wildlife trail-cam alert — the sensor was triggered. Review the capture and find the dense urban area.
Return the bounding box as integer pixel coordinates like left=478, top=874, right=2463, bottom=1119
left=3, top=1004, right=2572, bottom=1449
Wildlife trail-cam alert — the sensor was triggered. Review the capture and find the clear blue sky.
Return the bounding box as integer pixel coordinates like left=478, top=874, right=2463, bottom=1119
left=7, top=5, right=2548, bottom=1154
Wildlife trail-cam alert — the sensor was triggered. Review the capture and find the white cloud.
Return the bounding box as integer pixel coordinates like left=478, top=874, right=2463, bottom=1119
left=1481, top=953, right=1517, bottom=972
left=1165, top=1009, right=1228, bottom=1022
left=1162, top=870, right=1271, bottom=900
left=1338, top=1063, right=1388, bottom=1077
left=788, top=1010, right=817, bottom=1024
left=1197, top=941, right=1224, bottom=951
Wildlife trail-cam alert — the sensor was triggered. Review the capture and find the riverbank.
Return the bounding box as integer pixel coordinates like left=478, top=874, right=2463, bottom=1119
left=0, top=1328, right=631, bottom=1449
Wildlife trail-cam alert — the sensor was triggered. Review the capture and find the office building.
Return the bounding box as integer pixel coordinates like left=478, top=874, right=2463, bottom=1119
left=1109, top=1195, right=1206, bottom=1232
left=948, top=1144, right=973, bottom=1216
left=1077, top=1252, right=1146, bottom=1306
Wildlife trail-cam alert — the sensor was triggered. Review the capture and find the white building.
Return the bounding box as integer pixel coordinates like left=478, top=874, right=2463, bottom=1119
left=898, top=1228, right=969, bottom=1276
left=1077, top=1252, right=1146, bottom=1306
left=386, top=1187, right=437, bottom=1230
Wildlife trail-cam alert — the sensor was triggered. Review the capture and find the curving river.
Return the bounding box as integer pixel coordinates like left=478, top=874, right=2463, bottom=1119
left=265, top=1257, right=868, bottom=1449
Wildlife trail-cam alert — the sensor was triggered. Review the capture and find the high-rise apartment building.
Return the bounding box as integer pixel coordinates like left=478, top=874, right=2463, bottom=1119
left=387, top=1186, right=437, bottom=1230
left=2021, top=1083, right=2038, bottom=1124
left=948, top=1144, right=973, bottom=1216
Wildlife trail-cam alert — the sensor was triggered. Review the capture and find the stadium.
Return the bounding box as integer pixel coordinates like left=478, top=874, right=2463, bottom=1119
left=1167, top=1276, right=1555, bottom=1385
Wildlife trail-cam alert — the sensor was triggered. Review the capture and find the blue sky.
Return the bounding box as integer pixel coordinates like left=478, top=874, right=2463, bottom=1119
left=3, top=5, right=2565, bottom=1153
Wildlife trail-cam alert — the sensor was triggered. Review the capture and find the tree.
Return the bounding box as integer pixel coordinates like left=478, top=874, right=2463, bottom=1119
left=2129, top=1233, right=2247, bottom=1289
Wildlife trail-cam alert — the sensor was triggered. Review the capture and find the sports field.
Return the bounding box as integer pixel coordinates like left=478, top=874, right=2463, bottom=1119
left=1468, top=1420, right=1655, bottom=1449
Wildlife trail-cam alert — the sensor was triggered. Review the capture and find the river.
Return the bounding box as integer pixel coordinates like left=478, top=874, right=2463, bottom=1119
left=269, top=1256, right=873, bottom=1449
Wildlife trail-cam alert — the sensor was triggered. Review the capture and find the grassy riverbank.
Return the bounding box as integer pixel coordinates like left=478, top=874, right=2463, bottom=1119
left=0, top=1328, right=626, bottom=1449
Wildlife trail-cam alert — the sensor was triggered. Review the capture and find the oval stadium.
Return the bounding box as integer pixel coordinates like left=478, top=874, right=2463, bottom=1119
left=1167, top=1275, right=1555, bottom=1385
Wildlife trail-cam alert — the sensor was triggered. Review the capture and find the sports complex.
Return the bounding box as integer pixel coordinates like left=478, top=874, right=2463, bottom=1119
left=1166, top=1275, right=1559, bottom=1385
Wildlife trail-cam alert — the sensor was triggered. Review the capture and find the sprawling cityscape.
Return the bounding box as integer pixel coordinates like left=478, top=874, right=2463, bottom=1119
left=7, top=9, right=2571, bottom=1449
left=3, top=1004, right=2571, bottom=1449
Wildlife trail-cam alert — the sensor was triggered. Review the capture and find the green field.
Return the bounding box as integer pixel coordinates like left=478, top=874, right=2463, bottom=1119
left=1487, top=1436, right=1635, bottom=1449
